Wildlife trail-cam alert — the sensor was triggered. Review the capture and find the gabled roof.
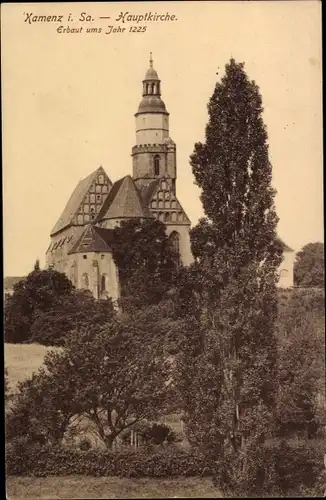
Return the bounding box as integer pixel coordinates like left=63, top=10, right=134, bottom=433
left=278, top=238, right=294, bottom=253
left=68, top=225, right=115, bottom=254
left=137, top=179, right=160, bottom=205
left=96, top=175, right=152, bottom=221
left=50, top=167, right=111, bottom=236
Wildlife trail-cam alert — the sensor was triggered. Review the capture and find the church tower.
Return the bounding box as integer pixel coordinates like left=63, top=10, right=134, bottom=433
left=132, top=53, right=177, bottom=192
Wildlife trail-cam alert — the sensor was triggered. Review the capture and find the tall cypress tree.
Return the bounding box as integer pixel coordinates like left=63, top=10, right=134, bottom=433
left=179, top=59, right=283, bottom=495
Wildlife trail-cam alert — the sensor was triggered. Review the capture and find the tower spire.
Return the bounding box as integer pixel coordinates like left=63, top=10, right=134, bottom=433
left=149, top=52, right=153, bottom=68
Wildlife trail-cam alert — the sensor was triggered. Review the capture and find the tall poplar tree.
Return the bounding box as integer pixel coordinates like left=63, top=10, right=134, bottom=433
left=179, top=59, right=283, bottom=495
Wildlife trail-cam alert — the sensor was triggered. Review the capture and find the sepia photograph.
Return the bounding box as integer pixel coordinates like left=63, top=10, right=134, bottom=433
left=2, top=1, right=324, bottom=498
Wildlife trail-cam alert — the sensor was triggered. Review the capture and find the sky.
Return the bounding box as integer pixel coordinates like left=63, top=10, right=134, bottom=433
left=2, top=1, right=323, bottom=276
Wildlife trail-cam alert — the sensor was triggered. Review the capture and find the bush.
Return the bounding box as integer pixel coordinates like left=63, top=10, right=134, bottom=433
left=6, top=443, right=211, bottom=477
left=212, top=438, right=325, bottom=498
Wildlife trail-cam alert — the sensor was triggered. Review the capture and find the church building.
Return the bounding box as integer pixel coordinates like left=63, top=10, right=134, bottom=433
left=46, top=55, right=294, bottom=299
left=46, top=55, right=193, bottom=300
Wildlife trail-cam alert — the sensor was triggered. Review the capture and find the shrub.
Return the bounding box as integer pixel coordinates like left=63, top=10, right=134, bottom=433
left=6, top=444, right=211, bottom=477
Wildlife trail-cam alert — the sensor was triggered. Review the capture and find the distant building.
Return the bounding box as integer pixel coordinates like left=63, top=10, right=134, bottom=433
left=46, top=55, right=294, bottom=300
left=4, top=277, right=24, bottom=296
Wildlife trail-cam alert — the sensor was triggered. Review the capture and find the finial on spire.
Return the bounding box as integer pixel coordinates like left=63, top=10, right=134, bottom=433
left=149, top=52, right=153, bottom=68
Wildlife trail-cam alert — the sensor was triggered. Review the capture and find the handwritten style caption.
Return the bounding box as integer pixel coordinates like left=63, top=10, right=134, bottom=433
left=23, top=11, right=178, bottom=35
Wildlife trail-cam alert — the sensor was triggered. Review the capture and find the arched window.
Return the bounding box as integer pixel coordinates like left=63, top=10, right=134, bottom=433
left=84, top=204, right=89, bottom=213
left=154, top=155, right=160, bottom=176
left=82, top=273, right=89, bottom=289
left=98, top=174, right=104, bottom=184
left=70, top=262, right=77, bottom=285
left=161, top=181, right=167, bottom=190
left=77, top=214, right=83, bottom=225
left=169, top=231, right=181, bottom=266
left=101, top=274, right=108, bottom=293
left=151, top=200, right=157, bottom=208
left=90, top=193, right=95, bottom=204
left=158, top=200, right=164, bottom=209
left=102, top=185, right=108, bottom=193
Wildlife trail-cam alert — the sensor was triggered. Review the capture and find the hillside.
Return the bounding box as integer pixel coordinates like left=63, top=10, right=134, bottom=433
left=4, top=343, right=58, bottom=393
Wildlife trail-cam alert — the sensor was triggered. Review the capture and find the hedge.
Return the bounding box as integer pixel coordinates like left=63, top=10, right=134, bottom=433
left=6, top=438, right=325, bottom=496
left=6, top=444, right=212, bottom=478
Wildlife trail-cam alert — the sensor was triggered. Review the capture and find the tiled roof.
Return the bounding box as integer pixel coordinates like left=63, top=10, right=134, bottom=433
left=50, top=167, right=111, bottom=236
left=138, top=179, right=160, bottom=205
left=68, top=225, right=115, bottom=254
left=96, top=175, right=152, bottom=221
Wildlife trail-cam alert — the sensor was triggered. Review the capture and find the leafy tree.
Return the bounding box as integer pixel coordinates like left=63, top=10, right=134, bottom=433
left=294, top=242, right=324, bottom=287
left=7, top=302, right=178, bottom=449
left=4, top=264, right=74, bottom=343
left=177, top=59, right=283, bottom=496
left=276, top=289, right=325, bottom=438
left=30, top=290, right=115, bottom=346
left=111, top=218, right=179, bottom=312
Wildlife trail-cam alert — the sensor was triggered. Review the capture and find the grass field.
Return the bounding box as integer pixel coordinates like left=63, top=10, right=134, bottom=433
left=6, top=476, right=220, bottom=499
left=5, top=343, right=57, bottom=393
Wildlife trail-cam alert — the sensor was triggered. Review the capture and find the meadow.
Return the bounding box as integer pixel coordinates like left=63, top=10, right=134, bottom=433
left=6, top=476, right=221, bottom=499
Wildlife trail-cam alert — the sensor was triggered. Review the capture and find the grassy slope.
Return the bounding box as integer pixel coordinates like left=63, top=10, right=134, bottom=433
left=6, top=476, right=221, bottom=499
left=4, top=343, right=56, bottom=393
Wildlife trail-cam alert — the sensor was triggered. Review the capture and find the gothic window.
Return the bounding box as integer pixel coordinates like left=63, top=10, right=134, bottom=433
left=171, top=212, right=177, bottom=222
left=165, top=201, right=170, bottom=209
left=169, top=231, right=181, bottom=265
left=158, top=191, right=163, bottom=200
left=70, top=263, right=77, bottom=285
left=77, top=214, right=83, bottom=225
left=158, top=200, right=164, bottom=209
left=84, top=204, right=89, bottom=213
left=96, top=185, right=101, bottom=193
left=171, top=200, right=177, bottom=209
left=84, top=214, right=89, bottom=222
left=82, top=273, right=89, bottom=289
left=101, top=274, right=108, bottom=293
left=159, top=213, right=165, bottom=222
left=151, top=200, right=157, bottom=208
left=161, top=181, right=167, bottom=190
left=98, top=174, right=104, bottom=184
left=154, top=155, right=160, bottom=176
left=89, top=184, right=95, bottom=193
left=102, top=185, right=108, bottom=193
left=90, top=193, right=95, bottom=204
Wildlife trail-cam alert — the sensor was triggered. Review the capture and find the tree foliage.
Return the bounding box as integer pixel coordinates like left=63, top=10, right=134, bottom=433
left=4, top=263, right=74, bottom=344
left=275, top=289, right=325, bottom=438
left=111, top=218, right=178, bottom=312
left=6, top=302, right=179, bottom=449
left=30, top=290, right=115, bottom=346
left=294, top=242, right=324, bottom=288
left=4, top=263, right=114, bottom=346
left=177, top=59, right=283, bottom=495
